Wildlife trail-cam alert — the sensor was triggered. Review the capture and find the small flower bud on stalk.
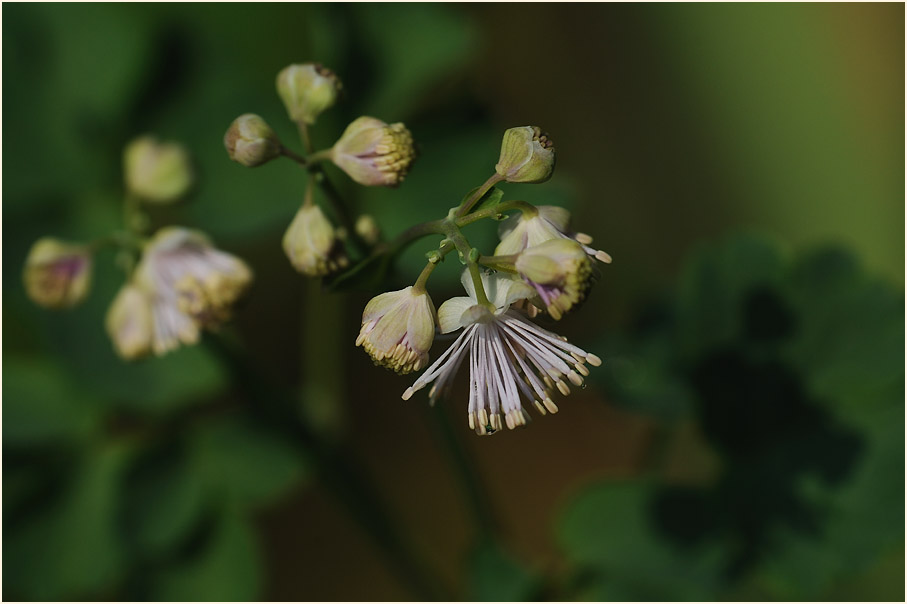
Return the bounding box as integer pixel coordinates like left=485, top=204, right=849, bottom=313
left=283, top=204, right=349, bottom=277
left=515, top=239, right=594, bottom=320
left=276, top=63, right=342, bottom=125
left=106, top=283, right=153, bottom=360
left=357, top=286, right=436, bottom=374
left=355, top=214, right=382, bottom=246
left=495, top=126, right=555, bottom=184
left=330, top=117, right=416, bottom=187
left=23, top=238, right=93, bottom=309
left=124, top=136, right=194, bottom=204
left=224, top=114, right=281, bottom=167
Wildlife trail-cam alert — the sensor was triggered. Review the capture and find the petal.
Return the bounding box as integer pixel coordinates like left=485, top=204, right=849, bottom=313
left=438, top=296, right=474, bottom=333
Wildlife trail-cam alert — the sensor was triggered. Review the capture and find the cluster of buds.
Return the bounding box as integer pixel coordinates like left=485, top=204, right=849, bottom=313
left=24, top=136, right=253, bottom=361
left=357, top=126, right=611, bottom=435
left=224, top=62, right=416, bottom=277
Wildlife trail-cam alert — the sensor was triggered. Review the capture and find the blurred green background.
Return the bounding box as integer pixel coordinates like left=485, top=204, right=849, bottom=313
left=3, top=3, right=904, bottom=601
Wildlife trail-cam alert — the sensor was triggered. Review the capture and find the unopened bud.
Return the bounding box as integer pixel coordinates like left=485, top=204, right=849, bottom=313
left=106, top=283, right=153, bottom=360
left=276, top=63, right=342, bottom=124
left=124, top=136, right=194, bottom=203
left=23, top=238, right=93, bottom=309
left=356, top=287, right=436, bottom=374
left=354, top=214, right=382, bottom=246
left=495, top=126, right=555, bottom=184
left=224, top=114, right=281, bottom=167
left=331, top=117, right=416, bottom=187
left=283, top=204, right=349, bottom=276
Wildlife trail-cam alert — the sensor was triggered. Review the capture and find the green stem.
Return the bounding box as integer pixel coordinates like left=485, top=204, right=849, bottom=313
left=443, top=221, right=491, bottom=308
left=478, top=254, right=519, bottom=273
left=297, top=120, right=314, bottom=154
left=206, top=336, right=452, bottom=600
left=412, top=260, right=437, bottom=293
left=455, top=173, right=505, bottom=218
left=456, top=199, right=538, bottom=228
left=280, top=145, right=307, bottom=166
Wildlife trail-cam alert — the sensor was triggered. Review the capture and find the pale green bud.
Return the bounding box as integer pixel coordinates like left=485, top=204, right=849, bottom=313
left=515, top=238, right=594, bottom=320
left=331, top=117, right=416, bottom=187
left=282, top=204, right=349, bottom=276
left=23, top=237, right=93, bottom=309
left=354, top=214, right=382, bottom=246
left=495, top=126, right=555, bottom=184
left=124, top=135, right=194, bottom=204
left=106, top=283, right=153, bottom=360
left=224, top=114, right=281, bottom=167
left=356, top=286, right=436, bottom=374
left=276, top=63, right=342, bottom=124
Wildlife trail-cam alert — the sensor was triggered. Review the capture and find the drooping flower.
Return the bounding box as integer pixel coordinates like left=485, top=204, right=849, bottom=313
left=276, top=63, right=342, bottom=125
left=515, top=238, right=595, bottom=320
left=283, top=203, right=349, bottom=276
left=357, top=286, right=436, bottom=374
left=494, top=205, right=612, bottom=264
left=123, top=136, right=194, bottom=204
left=134, top=227, right=253, bottom=356
left=23, top=237, right=93, bottom=309
left=403, top=271, right=601, bottom=435
left=330, top=117, right=415, bottom=187
left=105, top=283, right=153, bottom=360
left=495, top=126, right=556, bottom=184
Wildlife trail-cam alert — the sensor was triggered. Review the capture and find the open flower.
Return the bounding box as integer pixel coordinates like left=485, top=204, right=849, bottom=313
left=403, top=271, right=600, bottom=435
left=134, top=227, right=253, bottom=356
left=330, top=117, right=415, bottom=187
left=515, top=239, right=595, bottom=320
left=23, top=237, right=93, bottom=309
left=495, top=205, right=612, bottom=264
left=105, top=283, right=153, bottom=360
left=283, top=203, right=349, bottom=276
left=356, top=286, right=436, bottom=374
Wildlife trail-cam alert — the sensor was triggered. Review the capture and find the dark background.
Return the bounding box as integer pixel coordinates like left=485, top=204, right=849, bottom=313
left=3, top=3, right=904, bottom=601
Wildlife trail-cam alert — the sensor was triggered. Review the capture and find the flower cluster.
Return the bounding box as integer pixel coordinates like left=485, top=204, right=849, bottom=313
left=356, top=126, right=611, bottom=435
left=224, top=62, right=416, bottom=277
left=24, top=137, right=252, bottom=360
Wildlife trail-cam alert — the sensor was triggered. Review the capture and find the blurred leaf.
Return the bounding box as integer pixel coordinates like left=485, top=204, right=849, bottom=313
left=154, top=509, right=262, bottom=601
left=468, top=540, right=539, bottom=602
left=352, top=3, right=476, bottom=118
left=126, top=450, right=207, bottom=558
left=192, top=417, right=309, bottom=507
left=325, top=249, right=394, bottom=293
left=675, top=233, right=785, bottom=359
left=3, top=356, right=102, bottom=445
left=558, top=481, right=724, bottom=600
left=5, top=444, right=131, bottom=600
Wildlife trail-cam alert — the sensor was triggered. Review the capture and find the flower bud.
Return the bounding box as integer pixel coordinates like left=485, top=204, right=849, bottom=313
left=356, top=286, right=436, bottom=374
left=224, top=114, right=281, bottom=167
left=331, top=117, right=416, bottom=187
left=354, top=214, right=381, bottom=246
left=124, top=136, right=194, bottom=204
left=282, top=204, right=349, bottom=276
left=515, top=239, right=594, bottom=320
left=106, top=283, right=153, bottom=360
left=495, top=205, right=612, bottom=264
left=23, top=238, right=93, bottom=309
left=495, top=126, right=555, bottom=184
left=276, top=63, right=342, bottom=124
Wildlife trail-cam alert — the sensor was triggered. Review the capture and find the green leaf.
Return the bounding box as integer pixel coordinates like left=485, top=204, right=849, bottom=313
left=4, top=444, right=131, bottom=600
left=469, top=540, right=539, bottom=602
left=154, top=510, right=262, bottom=602
left=467, top=185, right=505, bottom=214
left=191, top=417, right=309, bottom=507
left=557, top=481, right=725, bottom=600
left=2, top=356, right=102, bottom=445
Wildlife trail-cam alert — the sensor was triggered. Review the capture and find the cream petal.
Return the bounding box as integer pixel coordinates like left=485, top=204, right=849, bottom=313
left=438, top=296, right=474, bottom=333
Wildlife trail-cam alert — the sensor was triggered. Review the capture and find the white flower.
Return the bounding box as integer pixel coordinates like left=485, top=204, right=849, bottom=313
left=495, top=205, right=612, bottom=264
left=403, top=271, right=601, bottom=435
left=105, top=283, right=153, bottom=360
left=331, top=117, right=416, bottom=187
left=134, top=227, right=253, bottom=356
left=357, top=286, right=436, bottom=374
